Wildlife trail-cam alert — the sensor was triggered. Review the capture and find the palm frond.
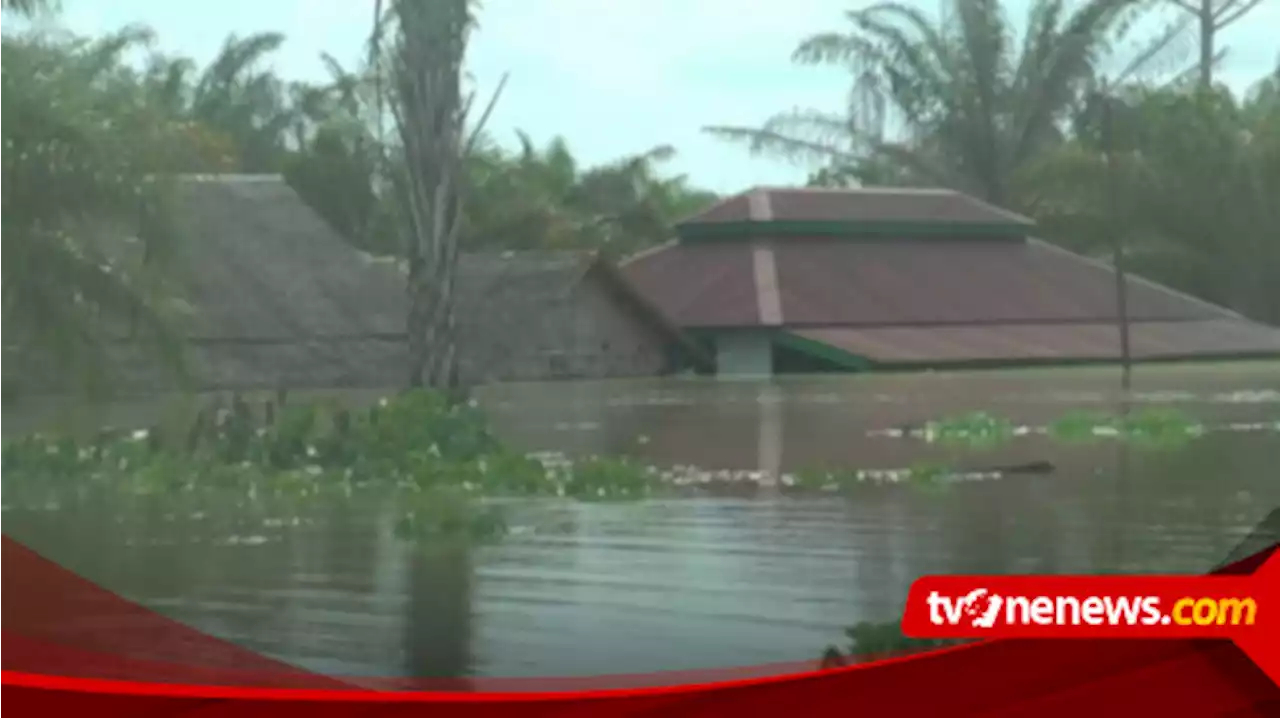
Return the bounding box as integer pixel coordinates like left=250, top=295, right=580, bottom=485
left=704, top=121, right=857, bottom=167
left=1, top=0, right=59, bottom=17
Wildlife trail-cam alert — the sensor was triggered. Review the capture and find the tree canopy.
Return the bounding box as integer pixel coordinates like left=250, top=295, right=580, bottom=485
left=2, top=12, right=719, bottom=397
left=705, top=0, right=1279, bottom=324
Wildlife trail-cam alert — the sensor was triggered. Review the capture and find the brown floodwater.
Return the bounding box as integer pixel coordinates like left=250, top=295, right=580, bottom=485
left=3, top=367, right=1279, bottom=679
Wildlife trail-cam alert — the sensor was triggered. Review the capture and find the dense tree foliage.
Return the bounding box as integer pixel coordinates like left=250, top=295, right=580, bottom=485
left=1, top=27, right=217, bottom=394
left=1, top=11, right=718, bottom=394
left=706, top=0, right=1280, bottom=323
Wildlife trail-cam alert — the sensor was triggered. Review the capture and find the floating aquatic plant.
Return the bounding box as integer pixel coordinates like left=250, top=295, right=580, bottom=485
left=885, top=407, right=1213, bottom=450
left=1047, top=410, right=1119, bottom=442
left=2, top=390, right=664, bottom=542
left=1116, top=407, right=1202, bottom=447
left=923, top=411, right=1015, bottom=448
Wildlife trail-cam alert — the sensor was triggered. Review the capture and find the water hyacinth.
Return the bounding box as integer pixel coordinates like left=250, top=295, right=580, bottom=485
left=3, top=390, right=666, bottom=541
left=867, top=407, right=1259, bottom=449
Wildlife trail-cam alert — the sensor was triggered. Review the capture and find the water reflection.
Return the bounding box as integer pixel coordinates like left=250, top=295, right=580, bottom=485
left=3, top=374, right=1278, bottom=679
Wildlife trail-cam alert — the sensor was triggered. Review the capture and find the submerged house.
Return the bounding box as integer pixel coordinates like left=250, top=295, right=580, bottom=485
left=6, top=175, right=699, bottom=407
left=621, top=186, right=1280, bottom=376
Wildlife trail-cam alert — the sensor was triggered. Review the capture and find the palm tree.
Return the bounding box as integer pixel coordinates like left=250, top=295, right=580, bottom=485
left=370, top=0, right=506, bottom=390
left=188, top=33, right=293, bottom=172
left=705, top=0, right=1185, bottom=209
left=2, top=29, right=188, bottom=397
left=1, top=0, right=57, bottom=16
left=1167, top=1, right=1267, bottom=89
left=461, top=135, right=718, bottom=254
left=570, top=144, right=717, bottom=255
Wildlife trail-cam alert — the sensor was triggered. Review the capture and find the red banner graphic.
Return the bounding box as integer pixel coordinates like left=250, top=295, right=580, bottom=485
left=4, top=530, right=1279, bottom=715
left=901, top=555, right=1280, bottom=687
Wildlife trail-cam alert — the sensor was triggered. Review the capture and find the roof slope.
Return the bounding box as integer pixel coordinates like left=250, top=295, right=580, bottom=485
left=621, top=235, right=1280, bottom=363
left=13, top=178, right=701, bottom=396
left=623, top=237, right=1243, bottom=327
left=168, top=175, right=407, bottom=341
left=104, top=175, right=411, bottom=392
left=679, top=186, right=1034, bottom=230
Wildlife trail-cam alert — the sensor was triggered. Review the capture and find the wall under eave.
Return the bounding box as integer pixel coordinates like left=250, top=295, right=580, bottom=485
left=713, top=332, right=773, bottom=377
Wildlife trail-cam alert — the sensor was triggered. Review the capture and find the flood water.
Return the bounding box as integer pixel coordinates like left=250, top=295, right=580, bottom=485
left=4, top=368, right=1279, bottom=680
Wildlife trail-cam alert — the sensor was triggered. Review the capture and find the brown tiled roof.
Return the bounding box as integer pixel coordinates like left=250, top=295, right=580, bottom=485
left=792, top=320, right=1280, bottom=364
left=622, top=237, right=1242, bottom=328
left=679, top=186, right=1035, bottom=227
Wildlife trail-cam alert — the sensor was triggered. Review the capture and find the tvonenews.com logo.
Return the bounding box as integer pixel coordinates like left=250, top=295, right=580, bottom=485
left=925, top=589, right=1258, bottom=629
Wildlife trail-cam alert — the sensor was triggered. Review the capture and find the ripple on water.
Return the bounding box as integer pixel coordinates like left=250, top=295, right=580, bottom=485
left=212, top=535, right=271, bottom=547
left=1211, top=390, right=1280, bottom=404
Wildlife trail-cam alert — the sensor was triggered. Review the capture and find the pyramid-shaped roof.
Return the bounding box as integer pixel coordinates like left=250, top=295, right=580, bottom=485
left=622, top=186, right=1280, bottom=366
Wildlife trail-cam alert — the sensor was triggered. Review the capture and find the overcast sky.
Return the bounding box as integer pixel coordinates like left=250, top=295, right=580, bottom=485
left=38, top=0, right=1280, bottom=192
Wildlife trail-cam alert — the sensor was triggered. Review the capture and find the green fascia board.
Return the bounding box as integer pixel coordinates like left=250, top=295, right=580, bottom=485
left=699, top=328, right=1279, bottom=373
left=773, top=331, right=874, bottom=371
left=676, top=220, right=1029, bottom=241
left=871, top=352, right=1280, bottom=372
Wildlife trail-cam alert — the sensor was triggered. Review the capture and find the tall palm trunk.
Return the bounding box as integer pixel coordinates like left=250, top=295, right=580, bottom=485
left=1197, top=2, right=1214, bottom=89
left=373, top=0, right=506, bottom=392
left=1101, top=96, right=1132, bottom=391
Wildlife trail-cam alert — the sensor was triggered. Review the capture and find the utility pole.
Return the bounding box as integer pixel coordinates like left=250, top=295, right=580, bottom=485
left=1101, top=92, right=1133, bottom=392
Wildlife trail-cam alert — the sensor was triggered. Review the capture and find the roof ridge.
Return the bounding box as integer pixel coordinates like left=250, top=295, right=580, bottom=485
left=760, top=185, right=957, bottom=196
left=172, top=173, right=286, bottom=183
left=618, top=239, right=679, bottom=267
left=675, top=184, right=1035, bottom=229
